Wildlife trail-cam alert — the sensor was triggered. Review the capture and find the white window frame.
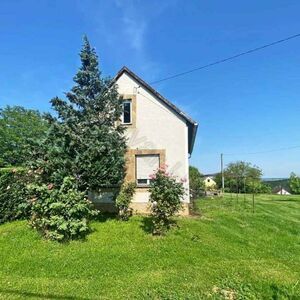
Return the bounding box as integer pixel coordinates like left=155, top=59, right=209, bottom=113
left=122, top=99, right=132, bottom=124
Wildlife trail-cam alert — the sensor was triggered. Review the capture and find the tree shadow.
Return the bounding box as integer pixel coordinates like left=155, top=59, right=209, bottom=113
left=0, top=288, right=91, bottom=300
left=140, top=216, right=179, bottom=235
left=93, top=212, right=118, bottom=223
left=272, top=198, right=299, bottom=202
left=140, top=216, right=154, bottom=234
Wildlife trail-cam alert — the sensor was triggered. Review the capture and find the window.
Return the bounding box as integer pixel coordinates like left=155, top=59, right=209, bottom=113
left=136, top=154, right=159, bottom=185
left=122, top=100, right=132, bottom=124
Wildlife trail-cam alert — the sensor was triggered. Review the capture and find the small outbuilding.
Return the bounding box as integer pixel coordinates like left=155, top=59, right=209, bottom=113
left=273, top=187, right=291, bottom=195
left=204, top=176, right=217, bottom=189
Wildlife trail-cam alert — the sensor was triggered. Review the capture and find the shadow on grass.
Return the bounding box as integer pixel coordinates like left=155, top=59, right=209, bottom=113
left=140, top=216, right=153, bottom=234
left=272, top=198, right=299, bottom=202
left=93, top=212, right=118, bottom=222
left=140, top=216, right=179, bottom=235
left=0, top=288, right=91, bottom=300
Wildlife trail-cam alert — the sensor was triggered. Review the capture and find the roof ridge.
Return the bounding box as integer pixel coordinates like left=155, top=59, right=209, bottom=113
left=114, top=66, right=198, bottom=126
left=113, top=66, right=198, bottom=155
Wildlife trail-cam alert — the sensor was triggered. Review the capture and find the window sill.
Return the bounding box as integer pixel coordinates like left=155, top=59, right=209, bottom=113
left=136, top=184, right=150, bottom=188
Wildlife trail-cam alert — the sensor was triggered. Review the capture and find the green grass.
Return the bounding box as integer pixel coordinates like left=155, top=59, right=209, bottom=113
left=0, top=194, right=299, bottom=299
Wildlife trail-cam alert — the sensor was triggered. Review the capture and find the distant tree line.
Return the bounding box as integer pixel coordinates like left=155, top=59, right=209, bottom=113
left=214, top=161, right=271, bottom=194
left=0, top=106, right=48, bottom=167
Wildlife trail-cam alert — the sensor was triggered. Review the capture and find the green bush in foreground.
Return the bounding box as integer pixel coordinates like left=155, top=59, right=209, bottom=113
left=150, top=166, right=185, bottom=235
left=0, top=167, right=32, bottom=224
left=28, top=177, right=98, bottom=241
left=289, top=172, right=300, bottom=194
left=115, top=181, right=136, bottom=221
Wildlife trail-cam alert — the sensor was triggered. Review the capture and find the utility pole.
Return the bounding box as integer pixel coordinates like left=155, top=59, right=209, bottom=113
left=221, top=153, right=224, bottom=194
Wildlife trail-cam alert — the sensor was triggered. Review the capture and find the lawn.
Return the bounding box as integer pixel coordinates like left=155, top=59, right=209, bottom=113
left=0, top=194, right=299, bottom=299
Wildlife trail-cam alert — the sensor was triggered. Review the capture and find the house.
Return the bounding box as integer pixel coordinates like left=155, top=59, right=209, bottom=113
left=273, top=187, right=291, bottom=195
left=90, top=66, right=198, bottom=215
left=203, top=176, right=217, bottom=190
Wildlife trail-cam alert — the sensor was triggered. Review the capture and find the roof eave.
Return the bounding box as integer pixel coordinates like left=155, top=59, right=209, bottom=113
left=113, top=66, right=198, bottom=155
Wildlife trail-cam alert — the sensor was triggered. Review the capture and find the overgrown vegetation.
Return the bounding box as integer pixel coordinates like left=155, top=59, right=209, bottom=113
left=30, top=36, right=127, bottom=192
left=0, top=167, right=32, bottom=224
left=0, top=194, right=299, bottom=299
left=149, top=166, right=185, bottom=235
left=289, top=172, right=300, bottom=194
left=17, top=36, right=125, bottom=241
left=0, top=106, right=48, bottom=167
left=29, top=177, right=98, bottom=241
left=115, top=182, right=136, bottom=220
left=189, top=165, right=204, bottom=199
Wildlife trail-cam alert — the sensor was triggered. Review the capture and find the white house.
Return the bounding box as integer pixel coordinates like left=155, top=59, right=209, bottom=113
left=90, top=67, right=198, bottom=215
left=274, top=187, right=291, bottom=195
left=203, top=176, right=217, bottom=190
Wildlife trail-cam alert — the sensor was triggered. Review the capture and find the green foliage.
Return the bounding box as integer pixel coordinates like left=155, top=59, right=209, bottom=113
left=28, top=177, right=98, bottom=241
left=1, top=194, right=299, bottom=299
left=0, top=106, right=48, bottom=167
left=264, top=178, right=290, bottom=192
left=215, top=161, right=263, bottom=193
left=31, top=36, right=126, bottom=192
left=115, top=182, right=136, bottom=220
left=289, top=172, right=300, bottom=194
left=189, top=166, right=204, bottom=199
left=0, top=167, right=32, bottom=224
left=256, top=182, right=272, bottom=194
left=149, top=167, right=185, bottom=235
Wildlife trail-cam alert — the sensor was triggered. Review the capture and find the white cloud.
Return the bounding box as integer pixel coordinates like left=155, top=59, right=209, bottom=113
left=114, top=0, right=147, bottom=52
left=122, top=16, right=146, bottom=51
left=76, top=0, right=175, bottom=79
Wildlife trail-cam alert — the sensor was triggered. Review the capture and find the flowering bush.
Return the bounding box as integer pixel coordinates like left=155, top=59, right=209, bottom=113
left=149, top=166, right=185, bottom=235
left=115, top=181, right=136, bottom=220
left=28, top=177, right=98, bottom=241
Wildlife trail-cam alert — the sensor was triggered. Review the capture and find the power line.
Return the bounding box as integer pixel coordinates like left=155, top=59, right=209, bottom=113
left=150, top=33, right=300, bottom=85
left=224, top=145, right=300, bottom=156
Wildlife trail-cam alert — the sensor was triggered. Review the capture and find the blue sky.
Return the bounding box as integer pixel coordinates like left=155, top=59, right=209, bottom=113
left=1, top=0, right=300, bottom=177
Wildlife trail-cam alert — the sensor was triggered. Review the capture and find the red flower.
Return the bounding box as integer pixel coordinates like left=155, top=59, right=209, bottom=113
left=159, top=163, right=168, bottom=171
left=149, top=174, right=156, bottom=180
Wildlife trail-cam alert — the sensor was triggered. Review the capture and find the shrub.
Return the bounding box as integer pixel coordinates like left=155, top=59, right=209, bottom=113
left=115, top=182, right=136, bottom=220
left=189, top=166, right=204, bottom=199
left=149, top=166, right=185, bottom=235
left=0, top=167, right=32, bottom=224
left=28, top=177, right=98, bottom=241
left=289, top=172, right=300, bottom=194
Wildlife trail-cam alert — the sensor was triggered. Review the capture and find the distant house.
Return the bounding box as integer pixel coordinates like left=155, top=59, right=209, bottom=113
left=273, top=187, right=291, bottom=195
left=203, top=176, right=217, bottom=190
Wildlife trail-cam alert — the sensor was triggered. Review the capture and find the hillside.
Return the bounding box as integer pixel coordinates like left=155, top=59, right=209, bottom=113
left=0, top=194, right=299, bottom=299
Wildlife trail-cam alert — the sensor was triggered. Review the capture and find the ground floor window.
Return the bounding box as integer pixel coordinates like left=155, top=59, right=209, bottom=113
left=136, top=154, right=160, bottom=186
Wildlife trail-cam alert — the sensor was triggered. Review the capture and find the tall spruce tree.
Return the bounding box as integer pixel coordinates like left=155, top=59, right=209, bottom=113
left=35, top=36, right=127, bottom=191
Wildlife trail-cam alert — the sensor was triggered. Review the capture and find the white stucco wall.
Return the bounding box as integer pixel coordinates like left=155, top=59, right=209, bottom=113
left=116, top=72, right=190, bottom=203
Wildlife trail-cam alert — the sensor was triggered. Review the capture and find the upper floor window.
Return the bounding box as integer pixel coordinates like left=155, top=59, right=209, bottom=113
left=122, top=100, right=132, bottom=124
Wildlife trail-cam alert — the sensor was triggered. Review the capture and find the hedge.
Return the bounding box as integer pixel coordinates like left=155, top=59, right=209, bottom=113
left=0, top=167, right=31, bottom=224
